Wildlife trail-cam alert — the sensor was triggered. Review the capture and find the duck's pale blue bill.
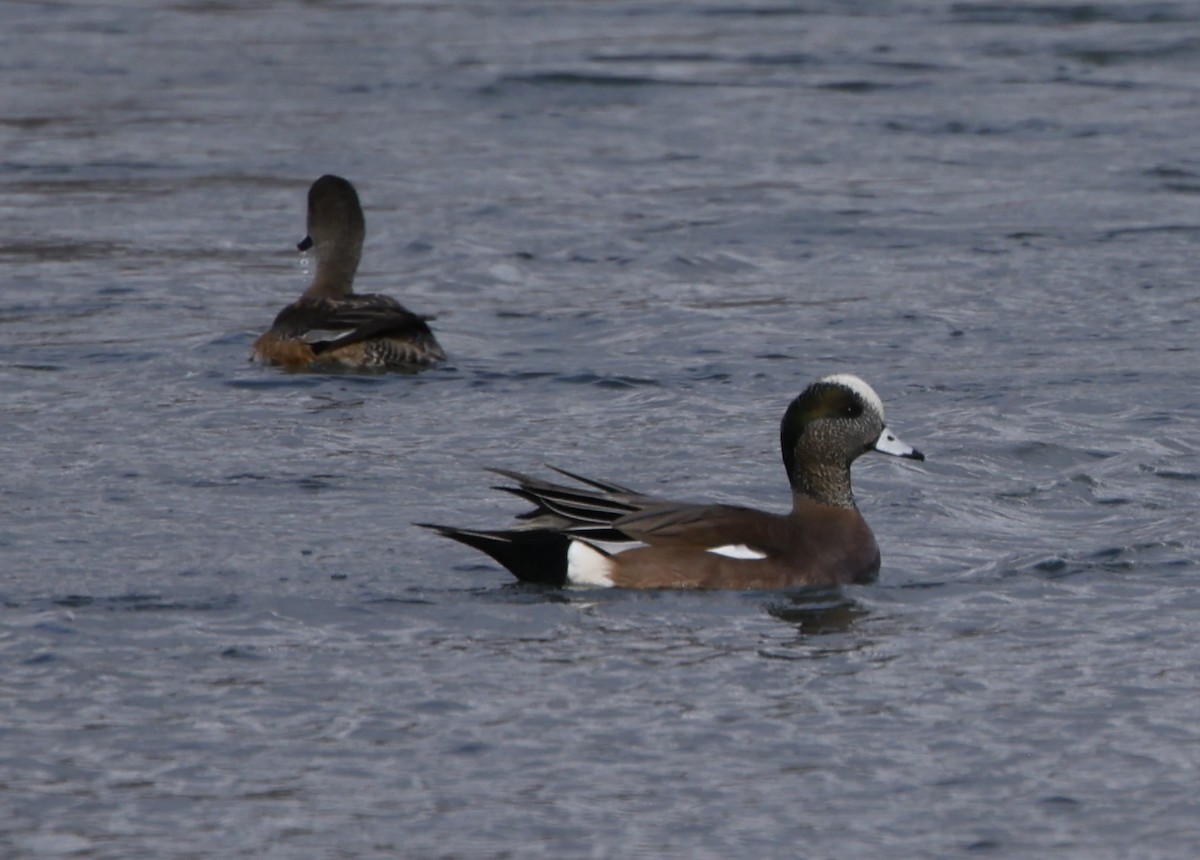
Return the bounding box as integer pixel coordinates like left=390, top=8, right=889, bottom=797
left=874, top=428, right=924, bottom=461
left=297, top=235, right=313, bottom=251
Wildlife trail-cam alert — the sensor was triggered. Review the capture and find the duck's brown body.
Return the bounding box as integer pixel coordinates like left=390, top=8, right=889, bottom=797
left=420, top=376, right=924, bottom=590
left=603, top=497, right=881, bottom=589
left=253, top=294, right=444, bottom=370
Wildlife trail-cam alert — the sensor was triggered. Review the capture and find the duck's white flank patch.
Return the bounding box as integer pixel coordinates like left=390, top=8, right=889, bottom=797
left=706, top=544, right=768, bottom=560
left=820, top=373, right=885, bottom=420
left=566, top=540, right=615, bottom=587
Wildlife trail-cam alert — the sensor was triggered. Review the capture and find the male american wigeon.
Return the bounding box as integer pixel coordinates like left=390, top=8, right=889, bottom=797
left=420, top=374, right=924, bottom=589
left=252, top=174, right=445, bottom=369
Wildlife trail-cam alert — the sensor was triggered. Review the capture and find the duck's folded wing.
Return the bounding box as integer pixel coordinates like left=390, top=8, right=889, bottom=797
left=487, top=468, right=658, bottom=540
left=612, top=502, right=775, bottom=552
left=269, top=295, right=435, bottom=352
left=491, top=468, right=634, bottom=517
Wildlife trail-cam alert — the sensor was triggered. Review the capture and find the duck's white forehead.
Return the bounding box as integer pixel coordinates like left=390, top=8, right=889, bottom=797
left=819, top=373, right=885, bottom=419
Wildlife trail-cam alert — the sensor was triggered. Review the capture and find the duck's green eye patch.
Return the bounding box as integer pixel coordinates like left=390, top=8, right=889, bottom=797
left=781, top=383, right=862, bottom=443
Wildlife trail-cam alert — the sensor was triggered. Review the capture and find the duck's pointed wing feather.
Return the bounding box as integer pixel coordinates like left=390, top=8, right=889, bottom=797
left=545, top=465, right=638, bottom=495
left=488, top=468, right=648, bottom=526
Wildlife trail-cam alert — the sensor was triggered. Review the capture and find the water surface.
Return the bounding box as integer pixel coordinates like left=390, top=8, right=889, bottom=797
left=2, top=1, right=1199, bottom=857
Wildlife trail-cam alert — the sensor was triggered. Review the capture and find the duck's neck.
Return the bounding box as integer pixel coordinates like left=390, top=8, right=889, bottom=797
left=302, top=246, right=360, bottom=300
left=789, top=461, right=857, bottom=510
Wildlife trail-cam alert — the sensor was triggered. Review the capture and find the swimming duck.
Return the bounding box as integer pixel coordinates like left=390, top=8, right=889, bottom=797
left=420, top=374, right=924, bottom=589
left=252, top=174, right=445, bottom=369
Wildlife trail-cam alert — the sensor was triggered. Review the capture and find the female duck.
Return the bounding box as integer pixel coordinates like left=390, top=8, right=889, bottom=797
left=252, top=175, right=445, bottom=369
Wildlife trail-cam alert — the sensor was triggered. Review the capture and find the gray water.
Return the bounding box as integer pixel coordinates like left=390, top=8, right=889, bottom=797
left=3, top=1, right=1199, bottom=857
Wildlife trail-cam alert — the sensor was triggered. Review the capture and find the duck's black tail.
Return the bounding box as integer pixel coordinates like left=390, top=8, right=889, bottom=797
left=417, top=524, right=571, bottom=587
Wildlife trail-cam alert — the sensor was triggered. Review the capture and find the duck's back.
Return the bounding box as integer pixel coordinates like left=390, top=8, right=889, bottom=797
left=253, top=292, right=445, bottom=369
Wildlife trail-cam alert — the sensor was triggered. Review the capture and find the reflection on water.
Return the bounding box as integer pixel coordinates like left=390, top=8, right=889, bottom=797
left=764, top=587, right=869, bottom=636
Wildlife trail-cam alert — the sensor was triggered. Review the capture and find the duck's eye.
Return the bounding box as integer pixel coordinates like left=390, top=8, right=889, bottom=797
left=842, top=403, right=862, bottom=418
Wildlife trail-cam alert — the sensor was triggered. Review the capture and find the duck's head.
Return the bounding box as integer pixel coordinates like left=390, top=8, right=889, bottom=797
left=298, top=174, right=365, bottom=294
left=781, top=374, right=923, bottom=504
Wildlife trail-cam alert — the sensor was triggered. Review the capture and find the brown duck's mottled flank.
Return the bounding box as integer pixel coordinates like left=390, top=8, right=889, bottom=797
left=250, top=332, right=319, bottom=370
left=251, top=174, right=445, bottom=371
left=420, top=375, right=924, bottom=590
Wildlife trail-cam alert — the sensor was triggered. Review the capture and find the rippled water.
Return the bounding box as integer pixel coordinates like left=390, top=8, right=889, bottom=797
left=3, top=1, right=1199, bottom=857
